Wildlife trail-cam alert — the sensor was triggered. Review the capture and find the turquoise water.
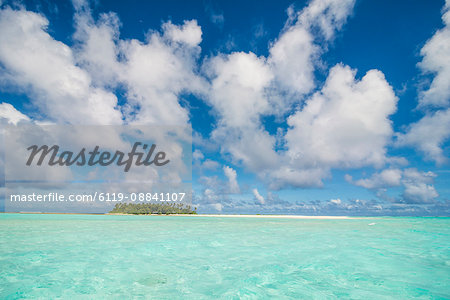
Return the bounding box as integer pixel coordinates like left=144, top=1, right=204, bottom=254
left=0, top=214, right=449, bottom=299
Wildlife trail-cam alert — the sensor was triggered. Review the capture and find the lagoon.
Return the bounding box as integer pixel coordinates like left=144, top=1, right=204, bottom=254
left=0, top=214, right=449, bottom=298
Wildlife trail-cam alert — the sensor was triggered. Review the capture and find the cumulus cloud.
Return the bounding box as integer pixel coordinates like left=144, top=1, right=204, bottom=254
left=252, top=188, right=265, bottom=204
left=206, top=52, right=279, bottom=172
left=72, top=0, right=207, bottom=125
left=205, top=0, right=360, bottom=189
left=278, top=64, right=397, bottom=188
left=297, top=0, right=355, bottom=40
left=118, top=23, right=206, bottom=125
left=398, top=1, right=450, bottom=164
left=201, top=188, right=223, bottom=212
left=267, top=166, right=330, bottom=189
left=193, top=149, right=220, bottom=172
left=8, top=1, right=204, bottom=125
left=330, top=198, right=341, bottom=205
left=202, top=159, right=220, bottom=171
left=397, top=108, right=450, bottom=164
left=73, top=8, right=122, bottom=88
left=402, top=168, right=438, bottom=204
left=193, top=149, right=204, bottom=161
left=348, top=168, right=402, bottom=189
left=0, top=103, right=29, bottom=124
left=286, top=65, right=397, bottom=169
left=0, top=7, right=122, bottom=124
left=202, top=0, right=398, bottom=191
left=0, top=3, right=202, bottom=214
left=206, top=52, right=273, bottom=128
left=162, top=20, right=202, bottom=46
left=0, top=0, right=445, bottom=213
left=417, top=2, right=450, bottom=108
left=268, top=0, right=355, bottom=102
left=268, top=17, right=316, bottom=97
left=348, top=168, right=439, bottom=204
left=223, top=165, right=240, bottom=193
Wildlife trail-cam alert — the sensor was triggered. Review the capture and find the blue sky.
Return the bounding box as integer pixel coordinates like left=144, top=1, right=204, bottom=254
left=0, top=0, right=449, bottom=215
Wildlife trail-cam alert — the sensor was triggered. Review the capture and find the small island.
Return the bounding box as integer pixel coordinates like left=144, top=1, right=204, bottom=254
left=109, top=202, right=197, bottom=215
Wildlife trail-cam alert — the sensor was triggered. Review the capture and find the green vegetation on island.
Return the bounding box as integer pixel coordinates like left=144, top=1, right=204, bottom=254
left=109, top=202, right=197, bottom=215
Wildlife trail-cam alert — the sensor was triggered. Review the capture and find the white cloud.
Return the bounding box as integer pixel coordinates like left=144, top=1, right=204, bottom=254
left=267, top=166, right=330, bottom=189
left=202, top=159, right=220, bottom=171
left=0, top=7, right=122, bottom=124
left=348, top=168, right=439, bottom=204
left=397, top=108, right=450, bottom=164
left=162, top=20, right=202, bottom=46
left=206, top=52, right=279, bottom=172
left=223, top=165, right=240, bottom=194
left=201, top=0, right=396, bottom=190
left=205, top=0, right=358, bottom=186
left=252, top=188, right=265, bottom=204
left=297, top=0, right=355, bottom=40
left=402, top=168, right=438, bottom=204
left=199, top=176, right=219, bottom=191
left=194, top=188, right=224, bottom=212
left=118, top=24, right=206, bottom=125
left=71, top=1, right=207, bottom=126
left=211, top=202, right=223, bottom=212
left=417, top=3, right=450, bottom=107
left=206, top=52, right=273, bottom=128
left=349, top=168, right=402, bottom=189
left=73, top=9, right=122, bottom=88
left=403, top=183, right=439, bottom=204
left=268, top=21, right=316, bottom=97
left=193, top=149, right=220, bottom=172
left=3, top=0, right=439, bottom=210
left=268, top=0, right=355, bottom=102
left=204, top=188, right=218, bottom=201
left=398, top=1, right=450, bottom=164
left=279, top=64, right=397, bottom=188
left=0, top=103, right=29, bottom=124
left=287, top=65, right=397, bottom=169
left=193, top=149, right=204, bottom=161
left=330, top=198, right=341, bottom=205
left=192, top=131, right=219, bottom=153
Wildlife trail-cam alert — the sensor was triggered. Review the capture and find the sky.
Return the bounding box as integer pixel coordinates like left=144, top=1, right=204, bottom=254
left=0, top=0, right=449, bottom=215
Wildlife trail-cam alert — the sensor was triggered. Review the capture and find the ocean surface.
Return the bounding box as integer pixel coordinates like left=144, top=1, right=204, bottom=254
left=0, top=214, right=449, bottom=299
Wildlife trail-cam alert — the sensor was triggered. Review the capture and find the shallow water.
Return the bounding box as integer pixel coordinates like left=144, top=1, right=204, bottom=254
left=0, top=214, right=449, bottom=299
